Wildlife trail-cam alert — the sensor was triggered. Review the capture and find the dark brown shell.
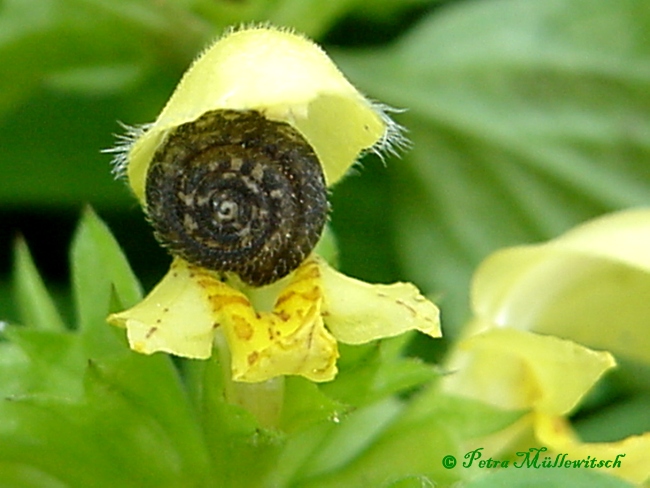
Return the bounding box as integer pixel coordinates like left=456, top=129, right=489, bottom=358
left=145, top=109, right=328, bottom=286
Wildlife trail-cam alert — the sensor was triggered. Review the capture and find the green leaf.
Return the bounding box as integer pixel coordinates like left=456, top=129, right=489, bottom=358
left=289, top=386, right=524, bottom=488
left=12, top=237, right=66, bottom=331
left=280, top=377, right=344, bottom=434
left=0, top=341, right=36, bottom=398
left=265, top=340, right=439, bottom=488
left=0, top=397, right=131, bottom=487
left=180, top=353, right=284, bottom=487
left=70, top=207, right=142, bottom=355
left=0, top=0, right=209, bottom=107
left=265, top=0, right=359, bottom=38
left=334, top=0, right=650, bottom=331
left=0, top=0, right=212, bottom=209
left=298, top=397, right=405, bottom=480
left=80, top=354, right=215, bottom=486
left=0, top=367, right=212, bottom=488
left=0, top=463, right=67, bottom=488
left=573, top=393, right=650, bottom=443
left=464, top=468, right=634, bottom=488
left=2, top=327, right=85, bottom=400
left=321, top=336, right=440, bottom=407
left=1, top=209, right=220, bottom=487
left=348, top=0, right=442, bottom=22
left=400, top=388, right=527, bottom=441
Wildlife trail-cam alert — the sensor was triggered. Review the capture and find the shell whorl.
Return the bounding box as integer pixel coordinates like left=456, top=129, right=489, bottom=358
left=145, top=109, right=328, bottom=286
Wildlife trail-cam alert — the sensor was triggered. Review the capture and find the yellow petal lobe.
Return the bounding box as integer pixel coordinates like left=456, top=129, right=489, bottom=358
left=214, top=258, right=338, bottom=383
left=535, top=412, right=650, bottom=485
left=110, top=257, right=339, bottom=382
left=127, top=25, right=388, bottom=201
left=472, top=208, right=650, bottom=364
left=319, top=258, right=441, bottom=344
left=107, top=258, right=218, bottom=358
left=442, top=327, right=616, bottom=414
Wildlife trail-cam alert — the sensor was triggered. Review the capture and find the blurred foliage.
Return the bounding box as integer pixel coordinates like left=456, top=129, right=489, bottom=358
left=0, top=208, right=519, bottom=487
left=2, top=0, right=649, bottom=341
left=0, top=0, right=650, bottom=486
left=1, top=0, right=649, bottom=486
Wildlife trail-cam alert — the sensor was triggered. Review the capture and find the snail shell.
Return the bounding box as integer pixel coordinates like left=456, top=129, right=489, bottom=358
left=145, top=109, right=328, bottom=286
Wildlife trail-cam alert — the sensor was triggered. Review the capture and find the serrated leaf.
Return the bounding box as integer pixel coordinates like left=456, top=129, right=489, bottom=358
left=0, top=350, right=214, bottom=487
left=12, top=237, right=66, bottom=331
left=70, top=207, right=142, bottom=356
left=0, top=388, right=210, bottom=488
left=1, top=209, right=222, bottom=487
left=82, top=355, right=215, bottom=486
left=72, top=207, right=142, bottom=311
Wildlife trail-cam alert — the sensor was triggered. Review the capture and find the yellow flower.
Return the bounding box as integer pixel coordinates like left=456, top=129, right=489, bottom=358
left=472, top=208, right=650, bottom=363
left=107, top=25, right=440, bottom=383
left=443, top=209, right=650, bottom=485
left=114, top=25, right=400, bottom=202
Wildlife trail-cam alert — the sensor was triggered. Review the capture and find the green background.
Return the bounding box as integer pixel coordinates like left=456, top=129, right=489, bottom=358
left=0, top=1, right=649, bottom=486
left=2, top=0, right=649, bottom=338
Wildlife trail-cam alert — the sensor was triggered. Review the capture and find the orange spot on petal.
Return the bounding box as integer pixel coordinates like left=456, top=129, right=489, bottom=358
left=275, top=290, right=297, bottom=308
left=233, top=315, right=254, bottom=340
left=210, top=294, right=251, bottom=311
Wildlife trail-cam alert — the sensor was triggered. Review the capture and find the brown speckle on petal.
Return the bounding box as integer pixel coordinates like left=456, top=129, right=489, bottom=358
left=395, top=298, right=418, bottom=318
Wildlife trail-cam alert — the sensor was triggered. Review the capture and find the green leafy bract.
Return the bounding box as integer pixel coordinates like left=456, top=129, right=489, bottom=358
left=1, top=209, right=492, bottom=487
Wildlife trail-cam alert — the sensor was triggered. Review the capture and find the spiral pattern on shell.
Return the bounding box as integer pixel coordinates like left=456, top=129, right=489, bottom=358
left=145, top=109, right=328, bottom=286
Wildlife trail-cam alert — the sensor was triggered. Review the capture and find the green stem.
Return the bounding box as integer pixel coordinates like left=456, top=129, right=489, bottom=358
left=213, top=331, right=285, bottom=429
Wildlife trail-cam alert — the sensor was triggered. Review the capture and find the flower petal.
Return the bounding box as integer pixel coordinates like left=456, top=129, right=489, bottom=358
left=318, top=258, right=441, bottom=344
left=217, top=257, right=338, bottom=383
left=109, top=257, right=339, bottom=382
left=535, top=412, right=650, bottom=485
left=126, top=25, right=389, bottom=201
left=472, top=208, right=650, bottom=364
left=107, top=258, right=217, bottom=359
left=442, top=327, right=616, bottom=414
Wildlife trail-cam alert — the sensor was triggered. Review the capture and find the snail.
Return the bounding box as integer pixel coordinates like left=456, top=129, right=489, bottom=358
left=145, top=109, right=329, bottom=287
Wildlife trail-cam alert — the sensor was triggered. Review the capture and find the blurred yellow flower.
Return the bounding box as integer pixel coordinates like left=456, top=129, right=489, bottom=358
left=472, top=208, right=650, bottom=363
left=108, top=25, right=440, bottom=383
left=443, top=209, right=650, bottom=485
